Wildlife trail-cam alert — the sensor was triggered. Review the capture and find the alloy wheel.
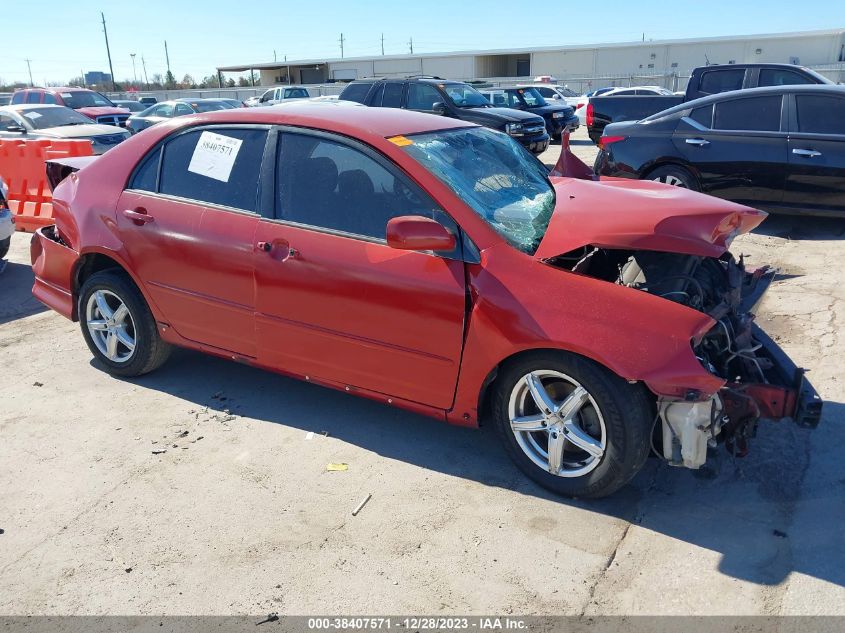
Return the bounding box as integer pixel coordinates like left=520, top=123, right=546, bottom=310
left=85, top=289, right=136, bottom=363
left=652, top=174, right=687, bottom=187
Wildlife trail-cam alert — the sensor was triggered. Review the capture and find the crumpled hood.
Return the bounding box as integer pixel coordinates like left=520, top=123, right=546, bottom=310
left=534, top=177, right=767, bottom=260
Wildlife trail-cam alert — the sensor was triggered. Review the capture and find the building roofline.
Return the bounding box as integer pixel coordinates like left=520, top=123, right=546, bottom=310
left=216, top=27, right=845, bottom=72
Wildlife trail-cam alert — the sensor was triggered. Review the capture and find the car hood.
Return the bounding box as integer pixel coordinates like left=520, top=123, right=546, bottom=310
left=528, top=103, right=575, bottom=117
left=37, top=123, right=128, bottom=139
left=534, top=177, right=767, bottom=260
left=463, top=106, right=544, bottom=124
left=76, top=106, right=130, bottom=117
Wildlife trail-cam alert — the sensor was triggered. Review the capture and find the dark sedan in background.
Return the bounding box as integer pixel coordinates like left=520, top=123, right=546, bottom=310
left=481, top=86, right=579, bottom=139
left=112, top=99, right=148, bottom=113
left=595, top=85, right=845, bottom=216
left=127, top=98, right=232, bottom=133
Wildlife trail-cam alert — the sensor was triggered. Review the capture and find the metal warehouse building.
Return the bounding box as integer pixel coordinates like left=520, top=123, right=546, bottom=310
left=217, top=28, right=845, bottom=91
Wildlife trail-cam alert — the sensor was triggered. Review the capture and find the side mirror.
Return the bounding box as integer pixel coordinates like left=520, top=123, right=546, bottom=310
left=431, top=101, right=447, bottom=115
left=6, top=124, right=26, bottom=134
left=386, top=216, right=456, bottom=252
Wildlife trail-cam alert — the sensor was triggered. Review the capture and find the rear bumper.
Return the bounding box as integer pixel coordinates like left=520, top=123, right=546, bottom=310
left=30, top=226, right=78, bottom=321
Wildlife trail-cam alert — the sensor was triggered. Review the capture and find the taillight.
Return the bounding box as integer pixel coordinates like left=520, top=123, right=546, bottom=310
left=598, top=135, right=626, bottom=149
left=586, top=103, right=594, bottom=127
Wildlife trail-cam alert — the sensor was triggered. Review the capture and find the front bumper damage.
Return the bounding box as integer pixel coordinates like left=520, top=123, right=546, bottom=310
left=658, top=268, right=822, bottom=469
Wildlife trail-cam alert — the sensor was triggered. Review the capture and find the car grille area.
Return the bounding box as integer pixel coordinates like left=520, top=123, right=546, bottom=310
left=95, top=114, right=129, bottom=127
left=93, top=133, right=126, bottom=146
left=523, top=121, right=545, bottom=135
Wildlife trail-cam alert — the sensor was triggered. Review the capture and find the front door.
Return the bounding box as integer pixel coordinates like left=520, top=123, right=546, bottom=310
left=116, top=125, right=269, bottom=357
left=254, top=130, right=467, bottom=408
left=784, top=92, right=845, bottom=215
left=674, top=94, right=787, bottom=209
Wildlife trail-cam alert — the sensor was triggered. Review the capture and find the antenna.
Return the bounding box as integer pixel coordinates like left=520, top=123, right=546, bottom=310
left=339, top=33, right=345, bottom=58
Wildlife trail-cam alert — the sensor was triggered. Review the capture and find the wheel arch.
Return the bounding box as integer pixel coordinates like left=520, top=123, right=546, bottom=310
left=639, top=160, right=701, bottom=189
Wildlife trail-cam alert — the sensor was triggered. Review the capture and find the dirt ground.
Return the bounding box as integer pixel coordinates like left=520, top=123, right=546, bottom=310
left=1, top=127, right=843, bottom=615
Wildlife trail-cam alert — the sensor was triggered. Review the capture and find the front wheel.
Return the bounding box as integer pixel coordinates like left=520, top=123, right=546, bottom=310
left=492, top=352, right=653, bottom=498
left=646, top=165, right=699, bottom=191
left=79, top=270, right=171, bottom=377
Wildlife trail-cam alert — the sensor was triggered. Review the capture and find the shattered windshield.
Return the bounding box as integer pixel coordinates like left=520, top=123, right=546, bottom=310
left=401, top=127, right=555, bottom=255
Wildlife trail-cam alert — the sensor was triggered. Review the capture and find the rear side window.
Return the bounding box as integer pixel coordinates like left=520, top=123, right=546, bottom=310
left=284, top=88, right=309, bottom=99
left=368, top=83, right=385, bottom=106
left=26, top=92, right=42, bottom=104
left=382, top=82, right=404, bottom=107
left=759, top=69, right=815, bottom=87
left=689, top=104, right=713, bottom=128
left=43, top=93, right=56, bottom=105
left=11, top=92, right=25, bottom=104
left=699, top=69, right=745, bottom=95
left=795, top=95, right=845, bottom=135
left=713, top=95, right=782, bottom=132
left=157, top=127, right=268, bottom=212
left=339, top=82, right=372, bottom=104
left=130, top=147, right=162, bottom=192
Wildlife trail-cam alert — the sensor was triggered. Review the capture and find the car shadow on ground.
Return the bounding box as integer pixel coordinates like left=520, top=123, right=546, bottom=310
left=754, top=215, right=845, bottom=241
left=0, top=260, right=47, bottom=325
left=123, top=348, right=845, bottom=590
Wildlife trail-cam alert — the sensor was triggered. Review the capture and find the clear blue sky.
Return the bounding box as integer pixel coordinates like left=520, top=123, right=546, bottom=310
left=2, top=0, right=842, bottom=85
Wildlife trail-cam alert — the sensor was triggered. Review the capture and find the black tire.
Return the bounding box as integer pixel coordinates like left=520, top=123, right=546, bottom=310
left=492, top=351, right=652, bottom=499
left=0, top=236, right=9, bottom=260
left=645, top=164, right=699, bottom=191
left=78, top=270, right=171, bottom=377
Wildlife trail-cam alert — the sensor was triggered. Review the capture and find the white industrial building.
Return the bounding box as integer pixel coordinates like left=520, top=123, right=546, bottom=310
left=217, top=28, right=845, bottom=91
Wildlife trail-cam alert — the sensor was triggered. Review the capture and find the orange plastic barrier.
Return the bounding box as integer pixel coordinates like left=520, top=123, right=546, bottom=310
left=0, top=138, right=93, bottom=232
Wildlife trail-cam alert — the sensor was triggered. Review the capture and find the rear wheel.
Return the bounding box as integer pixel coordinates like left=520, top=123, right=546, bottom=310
left=492, top=352, right=652, bottom=498
left=78, top=270, right=171, bottom=377
left=647, top=165, right=699, bottom=191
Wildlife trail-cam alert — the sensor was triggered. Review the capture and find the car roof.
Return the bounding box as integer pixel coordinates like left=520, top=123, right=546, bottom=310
left=165, top=101, right=475, bottom=139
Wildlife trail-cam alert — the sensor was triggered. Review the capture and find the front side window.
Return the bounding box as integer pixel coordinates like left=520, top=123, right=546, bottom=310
left=713, top=95, right=782, bottom=132
left=284, top=88, right=309, bottom=99
left=485, top=92, right=508, bottom=107
left=517, top=88, right=546, bottom=107
left=276, top=132, right=440, bottom=240
left=699, top=69, right=745, bottom=95
left=11, top=92, right=25, bottom=104
left=42, top=93, right=56, bottom=104
left=153, top=104, right=174, bottom=117
left=260, top=90, right=275, bottom=103
left=401, top=127, right=555, bottom=255
left=759, top=69, right=815, bottom=87
left=156, top=127, right=268, bottom=212
left=339, top=82, right=372, bottom=104
left=381, top=82, right=403, bottom=107
left=61, top=91, right=114, bottom=108
left=175, top=103, right=193, bottom=116
left=795, top=95, right=845, bottom=135
left=406, top=84, right=442, bottom=111
left=441, top=84, right=490, bottom=108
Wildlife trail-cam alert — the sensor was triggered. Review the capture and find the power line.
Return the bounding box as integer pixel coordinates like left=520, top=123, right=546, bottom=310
left=100, top=12, right=117, bottom=91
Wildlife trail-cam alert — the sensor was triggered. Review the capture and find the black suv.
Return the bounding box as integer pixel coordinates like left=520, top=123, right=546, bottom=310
left=339, top=77, right=550, bottom=154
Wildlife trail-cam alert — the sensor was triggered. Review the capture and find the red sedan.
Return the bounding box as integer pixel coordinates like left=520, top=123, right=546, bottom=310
left=30, top=104, right=821, bottom=498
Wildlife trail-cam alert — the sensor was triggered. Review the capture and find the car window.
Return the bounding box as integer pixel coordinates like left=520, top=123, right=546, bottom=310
left=11, top=92, right=25, bottom=104
left=42, top=93, right=56, bottom=105
left=506, top=92, right=521, bottom=107
left=276, top=132, right=441, bottom=240
left=260, top=90, right=275, bottom=103
left=689, top=104, right=713, bottom=128
left=129, top=146, right=162, bottom=192
left=699, top=69, right=745, bottom=95
left=0, top=113, right=20, bottom=130
left=485, top=92, right=508, bottom=107
left=158, top=127, right=268, bottom=212
left=26, top=92, right=42, bottom=104
left=381, top=82, right=403, bottom=107
left=153, top=104, right=174, bottom=117
left=795, top=95, right=845, bottom=135
left=175, top=103, right=193, bottom=116
left=339, top=82, right=372, bottom=104
left=368, top=82, right=385, bottom=106
left=284, top=88, right=309, bottom=99
left=518, top=88, right=546, bottom=107
left=536, top=87, right=556, bottom=98
left=759, top=69, right=815, bottom=87
left=60, top=91, right=114, bottom=108
left=713, top=95, right=782, bottom=132
left=406, top=83, right=442, bottom=111
left=614, top=89, right=637, bottom=96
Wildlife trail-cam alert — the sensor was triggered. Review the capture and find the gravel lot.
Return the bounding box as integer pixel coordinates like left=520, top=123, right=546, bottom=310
left=1, top=127, right=843, bottom=615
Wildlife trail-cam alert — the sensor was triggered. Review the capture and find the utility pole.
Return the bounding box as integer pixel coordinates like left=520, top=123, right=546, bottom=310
left=408, top=37, right=414, bottom=55
left=130, top=53, right=137, bottom=85
left=25, top=59, right=34, bottom=87
left=164, top=40, right=172, bottom=85
left=80, top=69, right=86, bottom=88
left=100, top=12, right=117, bottom=92
left=339, top=33, right=345, bottom=58
left=381, top=34, right=385, bottom=56
left=274, top=50, right=277, bottom=62
left=141, top=55, right=149, bottom=89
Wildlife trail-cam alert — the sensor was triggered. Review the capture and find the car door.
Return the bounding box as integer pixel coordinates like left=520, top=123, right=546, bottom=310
left=673, top=94, right=787, bottom=209
left=174, top=102, right=193, bottom=118
left=115, top=125, right=270, bottom=357
left=784, top=92, right=845, bottom=214
left=253, top=129, right=467, bottom=408
left=404, top=83, right=444, bottom=114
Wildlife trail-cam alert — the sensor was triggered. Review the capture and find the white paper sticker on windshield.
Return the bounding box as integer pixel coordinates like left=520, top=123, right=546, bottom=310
left=61, top=93, right=73, bottom=98
left=24, top=112, right=42, bottom=119
left=187, top=131, right=242, bottom=182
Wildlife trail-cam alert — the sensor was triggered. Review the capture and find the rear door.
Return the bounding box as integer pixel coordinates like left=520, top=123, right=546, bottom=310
left=784, top=92, right=845, bottom=214
left=253, top=129, right=467, bottom=408
left=673, top=94, right=787, bottom=209
left=115, top=125, right=270, bottom=357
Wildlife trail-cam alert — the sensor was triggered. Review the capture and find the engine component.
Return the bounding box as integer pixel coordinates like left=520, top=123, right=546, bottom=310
left=660, top=396, right=722, bottom=469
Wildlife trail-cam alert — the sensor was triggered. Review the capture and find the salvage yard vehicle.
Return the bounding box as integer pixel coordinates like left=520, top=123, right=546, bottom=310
left=126, top=99, right=232, bottom=133
left=30, top=105, right=821, bottom=498
left=0, top=105, right=130, bottom=154
left=340, top=76, right=550, bottom=154
left=12, top=87, right=131, bottom=128
left=248, top=86, right=311, bottom=107
left=586, top=63, right=832, bottom=143
left=479, top=87, right=580, bottom=139
left=596, top=85, right=845, bottom=216
left=112, top=99, right=148, bottom=113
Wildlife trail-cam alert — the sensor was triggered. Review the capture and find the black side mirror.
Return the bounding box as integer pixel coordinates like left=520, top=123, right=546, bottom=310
left=432, top=101, right=447, bottom=116
left=6, top=124, right=26, bottom=134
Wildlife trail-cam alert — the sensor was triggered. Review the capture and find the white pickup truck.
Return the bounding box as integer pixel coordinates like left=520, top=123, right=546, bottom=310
left=246, top=86, right=311, bottom=107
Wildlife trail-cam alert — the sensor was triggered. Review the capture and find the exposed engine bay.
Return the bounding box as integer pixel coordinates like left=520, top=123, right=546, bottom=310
left=547, top=245, right=823, bottom=469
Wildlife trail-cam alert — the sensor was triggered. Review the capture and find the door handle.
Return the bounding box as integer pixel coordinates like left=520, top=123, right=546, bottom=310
left=792, top=148, right=821, bottom=158
left=685, top=138, right=710, bottom=147
left=257, top=240, right=298, bottom=260
left=122, top=208, right=154, bottom=224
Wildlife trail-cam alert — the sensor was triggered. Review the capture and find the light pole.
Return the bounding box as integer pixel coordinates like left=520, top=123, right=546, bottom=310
left=130, top=53, right=137, bottom=85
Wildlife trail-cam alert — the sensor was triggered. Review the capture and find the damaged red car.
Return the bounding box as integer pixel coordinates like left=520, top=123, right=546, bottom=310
left=30, top=104, right=822, bottom=498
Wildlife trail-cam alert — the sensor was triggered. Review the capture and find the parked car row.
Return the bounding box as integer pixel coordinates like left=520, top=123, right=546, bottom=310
left=126, top=98, right=238, bottom=133
left=0, top=104, right=130, bottom=154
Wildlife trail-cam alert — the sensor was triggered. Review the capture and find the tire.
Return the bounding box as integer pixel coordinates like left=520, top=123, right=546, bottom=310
left=0, top=237, right=9, bottom=260
left=492, top=351, right=652, bottom=498
left=78, top=270, right=171, bottom=377
left=646, top=165, right=699, bottom=191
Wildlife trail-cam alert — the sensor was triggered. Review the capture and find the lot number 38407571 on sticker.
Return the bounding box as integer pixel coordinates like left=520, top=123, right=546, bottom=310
left=187, top=131, right=243, bottom=183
